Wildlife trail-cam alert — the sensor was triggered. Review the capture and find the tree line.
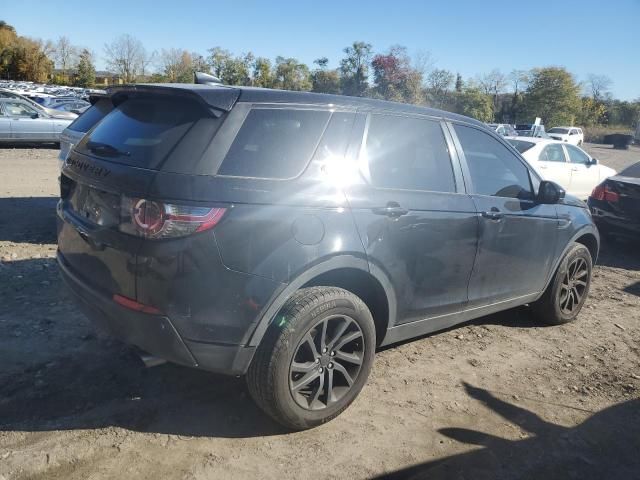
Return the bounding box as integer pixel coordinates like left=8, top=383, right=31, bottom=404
left=1, top=20, right=638, bottom=128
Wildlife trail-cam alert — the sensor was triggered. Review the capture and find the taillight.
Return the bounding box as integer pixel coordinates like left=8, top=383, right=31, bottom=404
left=120, top=196, right=226, bottom=239
left=113, top=294, right=162, bottom=314
left=591, top=184, right=619, bottom=203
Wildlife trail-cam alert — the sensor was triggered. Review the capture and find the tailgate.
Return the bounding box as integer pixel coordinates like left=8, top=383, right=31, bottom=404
left=57, top=154, right=154, bottom=298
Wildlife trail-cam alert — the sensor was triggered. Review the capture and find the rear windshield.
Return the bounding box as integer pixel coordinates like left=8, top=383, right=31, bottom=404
left=508, top=139, right=536, bottom=153
left=77, top=96, right=209, bottom=169
left=217, top=108, right=331, bottom=178
left=67, top=98, right=113, bottom=132
left=620, top=161, right=640, bottom=178
left=548, top=128, right=569, bottom=134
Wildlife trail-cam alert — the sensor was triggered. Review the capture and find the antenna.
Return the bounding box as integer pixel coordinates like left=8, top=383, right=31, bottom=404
left=194, top=72, right=222, bottom=85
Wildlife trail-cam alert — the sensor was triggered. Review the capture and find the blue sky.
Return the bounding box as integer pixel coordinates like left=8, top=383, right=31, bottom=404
left=4, top=0, right=639, bottom=99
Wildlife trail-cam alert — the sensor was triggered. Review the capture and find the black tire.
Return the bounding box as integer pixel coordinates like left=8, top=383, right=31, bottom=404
left=531, top=243, right=592, bottom=325
left=246, top=286, right=376, bottom=430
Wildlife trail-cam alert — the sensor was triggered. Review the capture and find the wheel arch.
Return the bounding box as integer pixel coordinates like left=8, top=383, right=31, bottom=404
left=246, top=255, right=397, bottom=348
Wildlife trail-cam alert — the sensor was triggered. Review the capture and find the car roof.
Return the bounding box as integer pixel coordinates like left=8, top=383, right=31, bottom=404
left=108, top=83, right=486, bottom=127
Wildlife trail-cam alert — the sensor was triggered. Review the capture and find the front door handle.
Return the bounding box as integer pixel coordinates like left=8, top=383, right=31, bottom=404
left=481, top=209, right=503, bottom=221
left=372, top=202, right=409, bottom=218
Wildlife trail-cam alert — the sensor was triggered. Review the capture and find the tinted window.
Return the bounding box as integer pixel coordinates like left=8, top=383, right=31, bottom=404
left=566, top=145, right=590, bottom=164
left=455, top=124, right=533, bottom=199
left=364, top=115, right=455, bottom=192
left=218, top=108, right=330, bottom=178
left=77, top=96, right=207, bottom=169
left=68, top=98, right=113, bottom=133
left=508, top=139, right=535, bottom=153
left=548, top=128, right=570, bottom=134
left=539, top=144, right=566, bottom=162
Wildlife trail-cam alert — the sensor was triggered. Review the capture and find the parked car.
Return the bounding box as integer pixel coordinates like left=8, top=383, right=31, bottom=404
left=548, top=126, right=584, bottom=145
left=0, top=88, right=77, bottom=120
left=508, top=137, right=616, bottom=199
left=51, top=100, right=91, bottom=112
left=588, top=161, right=640, bottom=239
left=0, top=98, right=73, bottom=144
left=57, top=83, right=599, bottom=430
left=58, top=95, right=112, bottom=169
left=515, top=123, right=550, bottom=138
left=487, top=123, right=518, bottom=137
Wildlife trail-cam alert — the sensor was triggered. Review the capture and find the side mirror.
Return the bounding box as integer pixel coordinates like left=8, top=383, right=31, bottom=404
left=590, top=157, right=598, bottom=165
left=537, top=180, right=565, bottom=204
left=30, top=113, right=39, bottom=119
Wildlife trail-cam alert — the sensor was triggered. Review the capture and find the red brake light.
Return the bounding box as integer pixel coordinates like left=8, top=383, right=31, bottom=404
left=121, top=196, right=227, bottom=239
left=591, top=184, right=619, bottom=202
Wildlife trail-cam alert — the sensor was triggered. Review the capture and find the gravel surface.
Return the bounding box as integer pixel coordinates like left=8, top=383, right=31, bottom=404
left=0, top=145, right=639, bottom=480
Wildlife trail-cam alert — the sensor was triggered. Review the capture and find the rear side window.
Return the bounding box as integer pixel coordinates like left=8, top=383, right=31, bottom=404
left=363, top=114, right=455, bottom=192
left=218, top=108, right=331, bottom=178
left=455, top=124, right=533, bottom=200
left=67, top=98, right=113, bottom=133
left=540, top=144, right=566, bottom=162
left=566, top=145, right=590, bottom=164
left=77, top=96, right=208, bottom=169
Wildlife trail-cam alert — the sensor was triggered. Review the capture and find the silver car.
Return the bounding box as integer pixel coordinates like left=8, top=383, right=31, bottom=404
left=0, top=98, right=73, bottom=144
left=0, top=88, right=77, bottom=120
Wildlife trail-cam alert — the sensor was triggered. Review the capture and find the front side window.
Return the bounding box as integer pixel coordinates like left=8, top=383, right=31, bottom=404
left=539, top=144, right=566, bottom=163
left=218, top=108, right=331, bottom=179
left=455, top=124, right=533, bottom=200
left=363, top=114, right=455, bottom=192
left=566, top=145, right=590, bottom=164
left=5, top=102, right=36, bottom=117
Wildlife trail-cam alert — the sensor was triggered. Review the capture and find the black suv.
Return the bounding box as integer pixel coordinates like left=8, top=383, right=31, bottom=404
left=57, top=83, right=598, bottom=430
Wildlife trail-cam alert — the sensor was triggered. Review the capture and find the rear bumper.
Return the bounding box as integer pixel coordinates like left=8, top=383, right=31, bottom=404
left=57, top=251, right=255, bottom=375
left=588, top=202, right=640, bottom=237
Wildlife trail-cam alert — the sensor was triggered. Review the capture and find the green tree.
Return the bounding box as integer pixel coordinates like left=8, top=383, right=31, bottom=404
left=206, top=47, right=252, bottom=85
left=522, top=67, right=581, bottom=126
left=311, top=57, right=341, bottom=94
left=74, top=48, right=95, bottom=87
left=455, top=87, right=493, bottom=122
left=273, top=56, right=311, bottom=91
left=426, top=68, right=454, bottom=109
left=339, top=41, right=372, bottom=97
left=252, top=56, right=273, bottom=88
left=455, top=73, right=463, bottom=92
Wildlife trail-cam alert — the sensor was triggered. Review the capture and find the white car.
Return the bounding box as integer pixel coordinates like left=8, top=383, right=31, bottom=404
left=547, top=126, right=584, bottom=145
left=508, top=137, right=616, bottom=199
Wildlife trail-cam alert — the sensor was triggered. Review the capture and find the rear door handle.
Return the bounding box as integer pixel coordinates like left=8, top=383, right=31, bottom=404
left=372, top=202, right=409, bottom=218
left=481, top=210, right=503, bottom=221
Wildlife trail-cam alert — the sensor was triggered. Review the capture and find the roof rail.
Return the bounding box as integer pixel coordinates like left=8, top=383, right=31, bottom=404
left=194, top=71, right=222, bottom=85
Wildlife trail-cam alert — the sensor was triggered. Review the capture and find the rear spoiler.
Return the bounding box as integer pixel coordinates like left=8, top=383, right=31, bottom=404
left=106, top=82, right=240, bottom=116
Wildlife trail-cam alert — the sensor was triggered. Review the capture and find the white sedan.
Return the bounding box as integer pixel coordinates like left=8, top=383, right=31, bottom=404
left=508, top=137, right=616, bottom=199
left=547, top=126, right=584, bottom=145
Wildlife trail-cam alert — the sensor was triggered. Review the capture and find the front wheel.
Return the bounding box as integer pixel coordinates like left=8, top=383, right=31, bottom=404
left=246, top=287, right=376, bottom=430
left=531, top=243, right=593, bottom=325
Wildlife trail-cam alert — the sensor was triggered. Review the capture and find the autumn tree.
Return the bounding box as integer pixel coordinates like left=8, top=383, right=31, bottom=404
left=370, top=45, right=423, bottom=104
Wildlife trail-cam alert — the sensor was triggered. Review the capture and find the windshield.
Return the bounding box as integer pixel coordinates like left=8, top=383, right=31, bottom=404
left=548, top=128, right=570, bottom=134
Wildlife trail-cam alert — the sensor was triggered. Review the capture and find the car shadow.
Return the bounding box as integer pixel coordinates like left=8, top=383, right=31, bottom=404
left=596, top=237, right=639, bottom=271
left=0, top=196, right=58, bottom=243
left=373, top=382, right=640, bottom=480
left=0, top=341, right=286, bottom=438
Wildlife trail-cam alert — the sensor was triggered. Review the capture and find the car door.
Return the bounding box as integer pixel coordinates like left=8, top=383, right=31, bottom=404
left=451, top=123, right=558, bottom=306
left=344, top=113, right=478, bottom=324
left=0, top=103, right=11, bottom=141
left=565, top=144, right=598, bottom=199
left=4, top=100, right=53, bottom=141
left=568, top=128, right=579, bottom=145
left=536, top=142, right=571, bottom=189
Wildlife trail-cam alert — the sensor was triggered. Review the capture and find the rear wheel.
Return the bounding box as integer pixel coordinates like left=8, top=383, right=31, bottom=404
left=532, top=243, right=592, bottom=325
left=246, top=287, right=376, bottom=430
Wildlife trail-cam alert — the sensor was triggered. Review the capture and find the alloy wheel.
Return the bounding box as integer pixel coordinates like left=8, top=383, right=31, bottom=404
left=558, top=257, right=589, bottom=315
left=289, top=314, right=365, bottom=410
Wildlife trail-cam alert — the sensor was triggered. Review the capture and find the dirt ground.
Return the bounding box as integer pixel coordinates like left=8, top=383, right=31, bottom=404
left=1, top=144, right=639, bottom=480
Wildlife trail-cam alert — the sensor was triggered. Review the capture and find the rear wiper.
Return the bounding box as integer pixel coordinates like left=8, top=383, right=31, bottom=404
left=86, top=141, right=130, bottom=157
